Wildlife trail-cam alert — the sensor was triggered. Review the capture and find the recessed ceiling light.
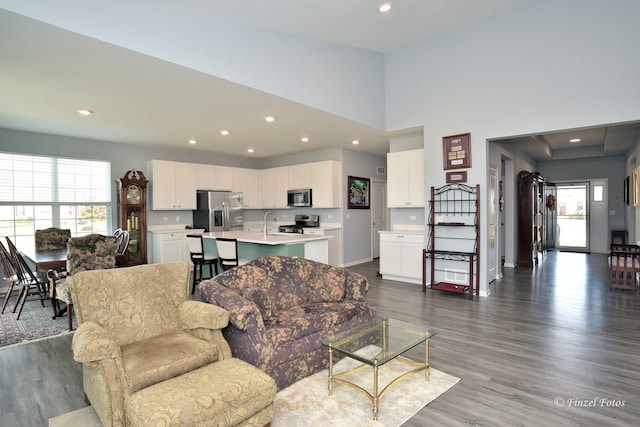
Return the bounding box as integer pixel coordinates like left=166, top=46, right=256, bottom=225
left=188, top=139, right=197, bottom=145
left=264, top=116, right=275, bottom=123
left=247, top=148, right=254, bottom=153
left=301, top=137, right=309, bottom=142
left=569, top=138, right=581, bottom=142
left=220, top=130, right=230, bottom=136
left=352, top=140, right=360, bottom=145
left=76, top=109, right=93, bottom=116
left=378, top=3, right=392, bottom=13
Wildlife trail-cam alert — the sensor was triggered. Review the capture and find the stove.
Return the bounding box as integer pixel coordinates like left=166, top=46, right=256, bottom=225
left=278, top=214, right=320, bottom=234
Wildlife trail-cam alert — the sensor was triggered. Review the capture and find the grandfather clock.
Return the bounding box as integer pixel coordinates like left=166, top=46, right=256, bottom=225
left=117, top=170, right=148, bottom=265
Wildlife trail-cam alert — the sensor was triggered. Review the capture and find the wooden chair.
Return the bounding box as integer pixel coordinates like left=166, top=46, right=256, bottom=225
left=215, top=237, right=250, bottom=271
left=3, top=237, right=50, bottom=320
left=608, top=243, right=640, bottom=293
left=47, top=234, right=117, bottom=330
left=186, top=234, right=218, bottom=294
left=115, top=229, right=130, bottom=266
left=0, top=239, right=21, bottom=315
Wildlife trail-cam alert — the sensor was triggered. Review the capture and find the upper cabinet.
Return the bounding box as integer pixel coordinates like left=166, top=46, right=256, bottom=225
left=387, top=149, right=425, bottom=208
left=261, top=167, right=289, bottom=209
left=233, top=168, right=260, bottom=209
left=148, top=160, right=197, bottom=210
left=288, top=164, right=311, bottom=189
left=311, top=161, right=340, bottom=208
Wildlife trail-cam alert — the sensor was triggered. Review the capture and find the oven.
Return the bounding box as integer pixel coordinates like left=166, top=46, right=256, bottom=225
left=278, top=214, right=320, bottom=234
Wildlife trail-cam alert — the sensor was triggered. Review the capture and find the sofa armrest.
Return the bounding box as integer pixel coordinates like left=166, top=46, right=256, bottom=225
left=178, top=300, right=229, bottom=330
left=199, top=281, right=265, bottom=331
left=72, top=321, right=121, bottom=363
left=344, top=272, right=370, bottom=300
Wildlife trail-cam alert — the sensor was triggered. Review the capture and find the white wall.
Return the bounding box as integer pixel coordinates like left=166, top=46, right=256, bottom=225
left=0, top=0, right=386, bottom=130
left=385, top=0, right=640, bottom=295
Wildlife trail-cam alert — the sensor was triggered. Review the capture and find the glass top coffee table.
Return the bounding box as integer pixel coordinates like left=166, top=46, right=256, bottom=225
left=321, top=317, right=437, bottom=420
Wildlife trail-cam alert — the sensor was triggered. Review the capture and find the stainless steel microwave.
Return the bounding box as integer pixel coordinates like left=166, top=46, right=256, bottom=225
left=287, top=188, right=312, bottom=207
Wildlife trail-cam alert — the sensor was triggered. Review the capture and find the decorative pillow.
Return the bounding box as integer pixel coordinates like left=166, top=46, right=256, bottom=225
left=308, top=264, right=347, bottom=303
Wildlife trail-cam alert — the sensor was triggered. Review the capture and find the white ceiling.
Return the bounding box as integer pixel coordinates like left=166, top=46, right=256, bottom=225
left=1, top=0, right=638, bottom=160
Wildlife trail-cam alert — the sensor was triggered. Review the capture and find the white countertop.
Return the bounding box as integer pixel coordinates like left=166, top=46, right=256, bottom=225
left=202, top=230, right=330, bottom=245
left=379, top=230, right=424, bottom=235
left=148, top=226, right=204, bottom=233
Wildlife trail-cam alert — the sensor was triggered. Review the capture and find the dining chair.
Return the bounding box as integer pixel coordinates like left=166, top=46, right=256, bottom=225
left=47, top=234, right=117, bottom=330
left=215, top=237, right=250, bottom=272
left=186, top=234, right=218, bottom=294
left=3, top=237, right=50, bottom=320
left=0, top=239, right=21, bottom=315
left=115, top=229, right=130, bottom=266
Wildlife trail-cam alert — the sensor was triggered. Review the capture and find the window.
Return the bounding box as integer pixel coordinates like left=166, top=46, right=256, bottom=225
left=593, top=185, right=604, bottom=202
left=0, top=152, right=112, bottom=253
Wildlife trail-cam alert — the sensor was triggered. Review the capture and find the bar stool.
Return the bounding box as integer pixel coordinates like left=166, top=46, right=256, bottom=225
left=186, top=234, right=218, bottom=294
left=215, top=237, right=251, bottom=271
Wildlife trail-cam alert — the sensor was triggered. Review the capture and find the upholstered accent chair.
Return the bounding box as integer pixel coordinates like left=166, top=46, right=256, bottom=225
left=35, top=227, right=71, bottom=252
left=70, top=262, right=275, bottom=427
left=199, top=255, right=377, bottom=390
left=47, top=233, right=117, bottom=330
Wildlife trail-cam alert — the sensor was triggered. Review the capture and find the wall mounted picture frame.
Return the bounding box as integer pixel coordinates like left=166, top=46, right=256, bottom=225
left=446, top=171, right=468, bottom=183
left=443, top=132, right=471, bottom=170
left=348, top=176, right=370, bottom=209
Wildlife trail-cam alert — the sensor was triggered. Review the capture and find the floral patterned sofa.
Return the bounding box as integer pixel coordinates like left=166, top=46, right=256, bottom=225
left=198, top=255, right=377, bottom=390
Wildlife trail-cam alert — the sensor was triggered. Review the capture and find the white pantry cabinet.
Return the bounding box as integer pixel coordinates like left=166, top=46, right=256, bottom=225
left=387, top=149, right=425, bottom=208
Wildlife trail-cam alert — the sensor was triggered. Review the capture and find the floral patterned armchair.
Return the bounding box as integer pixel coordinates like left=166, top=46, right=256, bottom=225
left=199, top=255, right=377, bottom=390
left=35, top=227, right=71, bottom=251
left=70, top=261, right=235, bottom=427
left=47, top=233, right=117, bottom=330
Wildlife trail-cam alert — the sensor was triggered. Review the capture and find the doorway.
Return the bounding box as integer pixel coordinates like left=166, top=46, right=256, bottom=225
left=371, top=180, right=387, bottom=259
left=556, top=183, right=589, bottom=251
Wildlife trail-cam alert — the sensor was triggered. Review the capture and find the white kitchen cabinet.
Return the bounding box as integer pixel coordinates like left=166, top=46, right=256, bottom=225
left=311, top=160, right=340, bottom=208
left=387, top=149, right=425, bottom=207
left=148, top=160, right=197, bottom=210
left=288, top=164, right=311, bottom=189
left=214, top=165, right=234, bottom=191
left=304, top=228, right=342, bottom=266
left=232, top=168, right=260, bottom=209
left=260, top=167, right=289, bottom=208
left=195, top=164, right=216, bottom=190
left=149, top=229, right=203, bottom=264
left=379, top=232, right=424, bottom=284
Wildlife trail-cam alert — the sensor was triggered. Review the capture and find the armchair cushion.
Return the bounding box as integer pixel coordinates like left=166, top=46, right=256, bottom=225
left=122, top=331, right=222, bottom=394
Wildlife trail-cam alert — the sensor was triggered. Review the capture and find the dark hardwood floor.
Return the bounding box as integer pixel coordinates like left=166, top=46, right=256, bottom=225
left=2, top=251, right=640, bottom=426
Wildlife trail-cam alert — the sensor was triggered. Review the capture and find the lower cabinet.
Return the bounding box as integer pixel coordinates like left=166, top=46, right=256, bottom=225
left=379, top=232, right=424, bottom=284
left=148, top=229, right=204, bottom=264
left=304, top=228, right=342, bottom=267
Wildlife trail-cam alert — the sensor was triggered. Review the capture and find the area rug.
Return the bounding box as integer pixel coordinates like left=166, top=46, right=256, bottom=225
left=0, top=295, right=75, bottom=348
left=50, top=345, right=459, bottom=427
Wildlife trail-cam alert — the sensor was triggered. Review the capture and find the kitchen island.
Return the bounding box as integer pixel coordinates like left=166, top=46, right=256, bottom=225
left=202, top=231, right=330, bottom=265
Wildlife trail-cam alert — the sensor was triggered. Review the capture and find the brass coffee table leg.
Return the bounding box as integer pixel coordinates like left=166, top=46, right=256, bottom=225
left=328, top=347, right=334, bottom=396
left=373, top=365, right=379, bottom=420
left=425, top=339, right=430, bottom=381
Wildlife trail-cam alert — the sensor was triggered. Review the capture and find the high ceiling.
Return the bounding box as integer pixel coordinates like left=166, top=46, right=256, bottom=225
left=1, top=0, right=637, bottom=160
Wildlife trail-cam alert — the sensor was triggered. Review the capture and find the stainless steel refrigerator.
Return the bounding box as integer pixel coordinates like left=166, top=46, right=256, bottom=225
left=193, top=190, right=244, bottom=232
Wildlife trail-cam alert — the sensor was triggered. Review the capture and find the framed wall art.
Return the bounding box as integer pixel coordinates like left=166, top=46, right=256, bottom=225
left=443, top=132, right=471, bottom=170
left=347, top=176, right=370, bottom=209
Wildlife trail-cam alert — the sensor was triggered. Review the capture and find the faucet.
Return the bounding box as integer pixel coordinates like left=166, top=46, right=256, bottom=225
left=263, top=211, right=277, bottom=237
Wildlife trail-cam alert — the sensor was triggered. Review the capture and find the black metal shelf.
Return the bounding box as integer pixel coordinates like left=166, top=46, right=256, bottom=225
left=423, top=183, right=480, bottom=300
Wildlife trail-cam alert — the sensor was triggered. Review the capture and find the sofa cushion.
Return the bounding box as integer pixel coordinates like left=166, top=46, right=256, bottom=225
left=266, top=301, right=374, bottom=346
left=122, top=331, right=221, bottom=394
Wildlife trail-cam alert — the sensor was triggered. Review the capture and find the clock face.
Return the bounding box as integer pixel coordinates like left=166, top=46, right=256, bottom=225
left=126, top=184, right=141, bottom=204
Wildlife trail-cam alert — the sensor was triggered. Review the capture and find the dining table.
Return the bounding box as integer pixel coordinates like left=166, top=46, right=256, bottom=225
left=23, top=248, right=67, bottom=270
